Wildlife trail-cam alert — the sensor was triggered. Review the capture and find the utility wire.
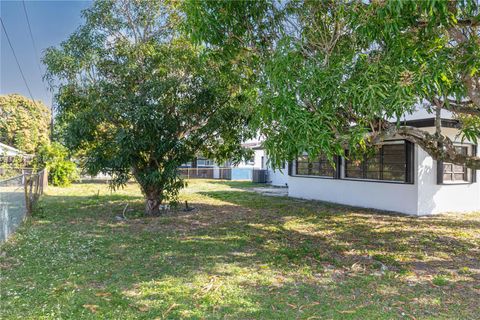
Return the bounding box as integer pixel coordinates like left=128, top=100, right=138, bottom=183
left=20, top=2, right=55, bottom=139
left=0, top=17, right=38, bottom=108
left=21, top=0, right=53, bottom=119
left=22, top=0, right=43, bottom=76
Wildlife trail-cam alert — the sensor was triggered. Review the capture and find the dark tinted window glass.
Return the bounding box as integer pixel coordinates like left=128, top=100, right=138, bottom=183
left=296, top=154, right=335, bottom=177
left=345, top=142, right=407, bottom=182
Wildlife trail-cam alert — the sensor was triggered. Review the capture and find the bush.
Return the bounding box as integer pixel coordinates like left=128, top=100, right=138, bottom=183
left=37, top=142, right=79, bottom=186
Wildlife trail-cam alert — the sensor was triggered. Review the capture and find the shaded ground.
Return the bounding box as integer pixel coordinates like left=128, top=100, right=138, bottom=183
left=0, top=180, right=479, bottom=319
left=251, top=186, right=289, bottom=197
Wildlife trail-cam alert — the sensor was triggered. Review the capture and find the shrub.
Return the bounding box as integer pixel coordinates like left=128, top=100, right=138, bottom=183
left=37, top=142, right=79, bottom=186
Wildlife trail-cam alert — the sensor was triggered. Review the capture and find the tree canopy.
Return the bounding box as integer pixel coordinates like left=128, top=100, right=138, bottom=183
left=44, top=0, right=254, bottom=214
left=185, top=0, right=480, bottom=168
left=0, top=94, right=51, bottom=154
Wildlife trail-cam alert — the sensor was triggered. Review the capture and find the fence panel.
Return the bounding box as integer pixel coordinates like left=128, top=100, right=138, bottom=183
left=0, top=175, right=26, bottom=243
left=0, top=170, right=46, bottom=243
left=177, top=167, right=268, bottom=182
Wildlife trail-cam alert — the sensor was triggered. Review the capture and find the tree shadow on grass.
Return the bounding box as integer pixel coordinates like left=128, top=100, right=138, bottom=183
left=196, top=190, right=480, bottom=279
left=192, top=179, right=264, bottom=189
left=1, top=187, right=479, bottom=319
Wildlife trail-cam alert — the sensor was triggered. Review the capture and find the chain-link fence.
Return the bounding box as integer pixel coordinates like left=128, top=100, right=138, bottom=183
left=0, top=170, right=47, bottom=243
left=178, top=167, right=268, bottom=182
left=178, top=167, right=231, bottom=179
left=0, top=167, right=29, bottom=180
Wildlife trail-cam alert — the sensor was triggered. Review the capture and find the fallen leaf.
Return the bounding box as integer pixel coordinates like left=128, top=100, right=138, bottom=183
left=138, top=305, right=150, bottom=312
left=95, top=292, right=111, bottom=297
left=83, top=304, right=99, bottom=313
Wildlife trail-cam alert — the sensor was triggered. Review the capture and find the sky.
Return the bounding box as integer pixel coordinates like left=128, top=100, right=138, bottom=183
left=1, top=0, right=92, bottom=109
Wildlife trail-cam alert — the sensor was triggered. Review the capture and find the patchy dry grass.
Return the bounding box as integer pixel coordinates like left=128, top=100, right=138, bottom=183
left=1, top=179, right=479, bottom=319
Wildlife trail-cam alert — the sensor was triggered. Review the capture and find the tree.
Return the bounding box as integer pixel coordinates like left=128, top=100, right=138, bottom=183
left=36, top=142, right=79, bottom=187
left=185, top=0, right=480, bottom=168
left=0, top=94, right=51, bottom=153
left=43, top=0, right=254, bottom=215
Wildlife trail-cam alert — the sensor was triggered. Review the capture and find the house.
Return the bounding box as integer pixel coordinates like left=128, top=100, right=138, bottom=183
left=0, top=142, right=33, bottom=165
left=0, top=143, right=34, bottom=177
left=180, top=157, right=215, bottom=168
left=0, top=142, right=25, bottom=157
left=260, top=109, right=480, bottom=216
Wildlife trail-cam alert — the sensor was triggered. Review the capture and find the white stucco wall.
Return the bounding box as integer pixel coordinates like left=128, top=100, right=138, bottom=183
left=268, top=162, right=289, bottom=187
left=287, top=159, right=420, bottom=215
left=235, top=149, right=265, bottom=169
left=287, top=139, right=480, bottom=215
left=416, top=145, right=480, bottom=215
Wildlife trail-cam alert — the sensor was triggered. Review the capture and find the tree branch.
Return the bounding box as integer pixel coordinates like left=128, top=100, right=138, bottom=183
left=375, top=123, right=480, bottom=170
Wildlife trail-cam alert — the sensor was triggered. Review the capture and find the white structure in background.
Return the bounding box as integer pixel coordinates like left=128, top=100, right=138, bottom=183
left=269, top=108, right=479, bottom=216
left=0, top=142, right=25, bottom=157
left=239, top=139, right=289, bottom=186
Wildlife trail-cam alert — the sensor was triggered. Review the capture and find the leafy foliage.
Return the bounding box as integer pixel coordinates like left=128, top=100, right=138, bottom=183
left=1, top=180, right=479, bottom=318
left=44, top=0, right=254, bottom=214
left=186, top=0, right=480, bottom=168
left=0, top=94, right=51, bottom=154
left=0, top=155, right=25, bottom=179
left=36, top=142, right=79, bottom=187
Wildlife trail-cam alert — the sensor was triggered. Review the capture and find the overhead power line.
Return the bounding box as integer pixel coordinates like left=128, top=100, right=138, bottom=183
left=0, top=17, right=38, bottom=107
left=19, top=2, right=55, bottom=138
left=22, top=0, right=43, bottom=76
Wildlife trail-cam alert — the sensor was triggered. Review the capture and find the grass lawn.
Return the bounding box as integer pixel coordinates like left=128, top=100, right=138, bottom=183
left=1, top=180, right=479, bottom=319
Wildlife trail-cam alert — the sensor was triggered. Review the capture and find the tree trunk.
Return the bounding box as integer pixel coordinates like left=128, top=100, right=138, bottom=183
left=144, top=190, right=163, bottom=216
left=131, top=166, right=165, bottom=216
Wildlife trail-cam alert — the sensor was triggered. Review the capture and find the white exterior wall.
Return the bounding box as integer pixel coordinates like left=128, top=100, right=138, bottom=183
left=268, top=162, right=289, bottom=186
left=0, top=143, right=23, bottom=157
left=414, top=127, right=480, bottom=214
left=287, top=136, right=480, bottom=215
left=416, top=142, right=480, bottom=215
left=255, top=149, right=265, bottom=169
left=235, top=149, right=265, bottom=169
left=287, top=157, right=419, bottom=215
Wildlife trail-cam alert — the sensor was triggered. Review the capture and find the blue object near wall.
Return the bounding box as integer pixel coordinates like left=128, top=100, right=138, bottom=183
left=231, top=168, right=253, bottom=180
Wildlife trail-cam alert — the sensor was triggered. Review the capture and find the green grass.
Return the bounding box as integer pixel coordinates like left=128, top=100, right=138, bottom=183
left=1, top=179, right=479, bottom=319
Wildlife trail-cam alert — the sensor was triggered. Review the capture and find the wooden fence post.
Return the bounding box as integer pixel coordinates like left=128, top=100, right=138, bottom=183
left=24, top=175, right=32, bottom=216
left=42, top=168, right=48, bottom=190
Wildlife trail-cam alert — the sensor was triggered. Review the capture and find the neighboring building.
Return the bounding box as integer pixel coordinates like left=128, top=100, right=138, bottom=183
left=235, top=140, right=289, bottom=185
left=0, top=142, right=25, bottom=157
left=271, top=109, right=479, bottom=216
left=180, top=157, right=215, bottom=168
left=0, top=142, right=33, bottom=165
left=265, top=159, right=289, bottom=186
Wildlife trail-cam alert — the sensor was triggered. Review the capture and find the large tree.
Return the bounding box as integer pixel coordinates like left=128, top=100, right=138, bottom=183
left=185, top=0, right=480, bottom=168
left=0, top=94, right=51, bottom=154
left=44, top=0, right=254, bottom=215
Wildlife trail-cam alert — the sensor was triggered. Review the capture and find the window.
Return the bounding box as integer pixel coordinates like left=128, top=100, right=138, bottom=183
left=442, top=146, right=468, bottom=183
left=197, top=158, right=213, bottom=167
left=295, top=154, right=336, bottom=177
left=345, top=141, right=412, bottom=183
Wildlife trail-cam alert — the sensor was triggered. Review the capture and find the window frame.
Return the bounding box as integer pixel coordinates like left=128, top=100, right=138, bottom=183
left=343, top=140, right=414, bottom=184
left=293, top=153, right=338, bottom=179
left=437, top=144, right=476, bottom=185
left=288, top=140, right=414, bottom=184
